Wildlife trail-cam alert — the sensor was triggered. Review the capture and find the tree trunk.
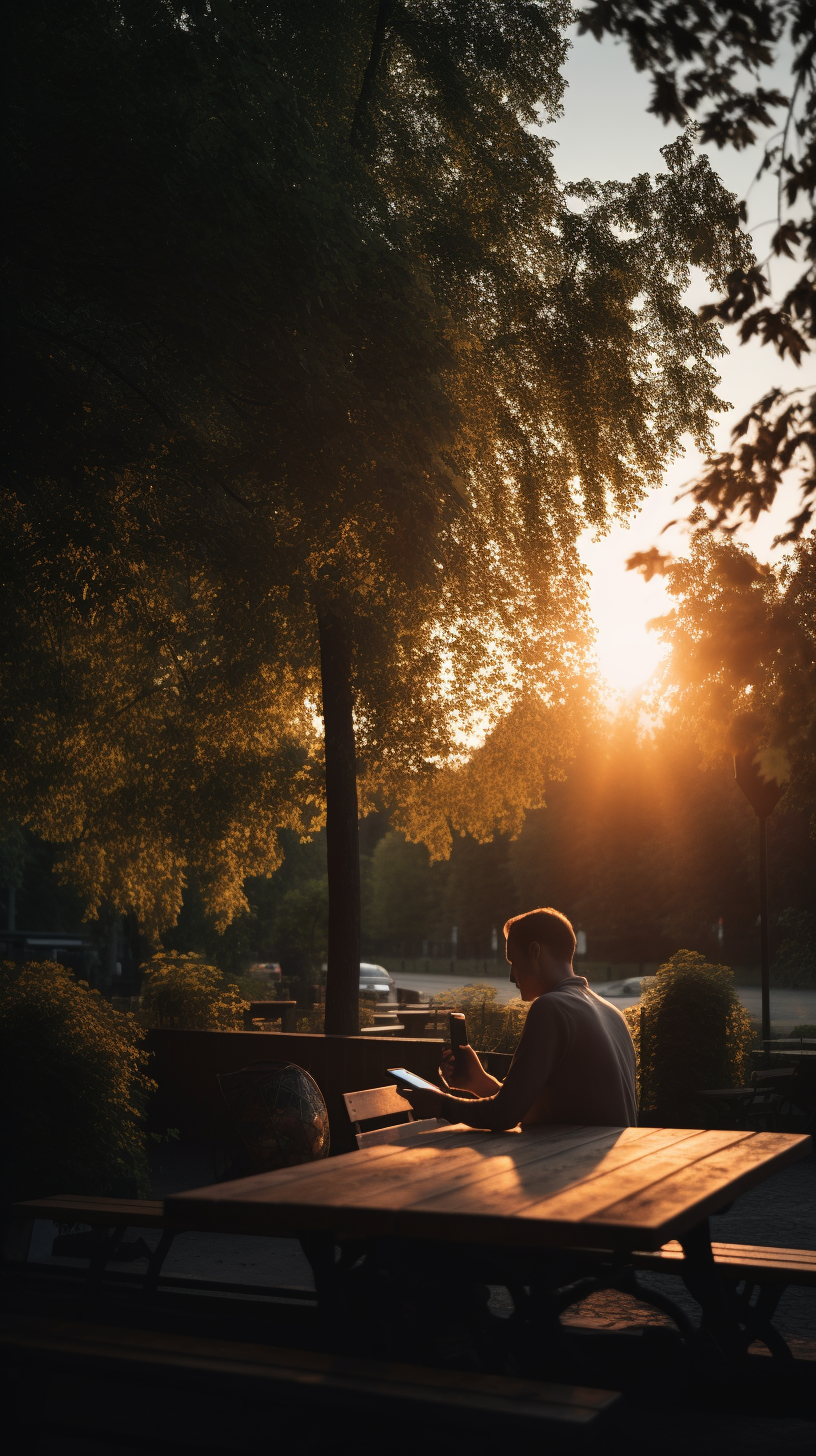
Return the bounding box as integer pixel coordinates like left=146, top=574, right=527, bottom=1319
left=316, top=602, right=360, bottom=1035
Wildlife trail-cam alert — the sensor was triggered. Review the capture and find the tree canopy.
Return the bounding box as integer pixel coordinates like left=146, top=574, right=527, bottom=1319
left=4, top=2, right=755, bottom=1027
left=643, top=530, right=816, bottom=825
left=581, top=0, right=815, bottom=539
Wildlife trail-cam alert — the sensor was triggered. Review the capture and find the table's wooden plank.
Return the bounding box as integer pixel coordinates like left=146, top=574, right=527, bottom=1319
left=274, top=1125, right=621, bottom=1212
left=593, top=1131, right=810, bottom=1240
left=335, top=1118, right=699, bottom=1223
left=335, top=1130, right=759, bottom=1249
left=14, top=1196, right=166, bottom=1228
left=164, top=1126, right=811, bottom=1252
left=165, top=1125, right=614, bottom=1230
left=164, top=1132, right=460, bottom=1224
left=508, top=1129, right=753, bottom=1226
left=349, top=1126, right=706, bottom=1219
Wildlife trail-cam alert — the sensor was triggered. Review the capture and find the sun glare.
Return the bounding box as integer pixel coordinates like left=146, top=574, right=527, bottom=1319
left=581, top=526, right=672, bottom=699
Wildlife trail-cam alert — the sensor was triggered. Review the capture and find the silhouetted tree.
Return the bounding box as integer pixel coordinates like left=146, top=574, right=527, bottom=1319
left=5, top=2, right=754, bottom=1031
left=581, top=1, right=815, bottom=539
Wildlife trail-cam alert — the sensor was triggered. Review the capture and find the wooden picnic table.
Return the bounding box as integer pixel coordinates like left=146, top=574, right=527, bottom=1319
left=166, top=1123, right=810, bottom=1364
left=166, top=1123, right=809, bottom=1253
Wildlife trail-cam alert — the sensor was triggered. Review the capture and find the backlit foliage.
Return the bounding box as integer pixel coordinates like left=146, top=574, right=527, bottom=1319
left=634, top=950, right=754, bottom=1125
left=644, top=530, right=816, bottom=824
left=140, top=953, right=249, bottom=1030
left=774, top=910, right=816, bottom=988
left=430, top=983, right=529, bottom=1054
left=0, top=960, right=152, bottom=1202
left=4, top=4, right=753, bottom=932
left=580, top=1, right=815, bottom=539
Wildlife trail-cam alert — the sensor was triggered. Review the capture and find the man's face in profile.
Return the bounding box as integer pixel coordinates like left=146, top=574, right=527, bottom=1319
left=505, top=935, right=536, bottom=999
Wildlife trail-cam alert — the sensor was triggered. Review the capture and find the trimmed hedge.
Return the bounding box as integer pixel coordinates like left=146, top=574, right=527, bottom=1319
left=627, top=950, right=753, bottom=1126
left=1, top=960, right=153, bottom=1203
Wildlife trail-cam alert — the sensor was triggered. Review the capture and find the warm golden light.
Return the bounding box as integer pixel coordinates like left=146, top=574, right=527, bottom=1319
left=581, top=525, right=671, bottom=698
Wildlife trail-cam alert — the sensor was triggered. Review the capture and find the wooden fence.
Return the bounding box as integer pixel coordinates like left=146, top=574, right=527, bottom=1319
left=145, top=1029, right=447, bottom=1155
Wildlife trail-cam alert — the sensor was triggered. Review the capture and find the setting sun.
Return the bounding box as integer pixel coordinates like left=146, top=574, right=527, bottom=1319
left=582, top=525, right=671, bottom=697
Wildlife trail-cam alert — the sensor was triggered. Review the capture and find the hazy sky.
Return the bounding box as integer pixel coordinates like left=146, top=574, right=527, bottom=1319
left=547, top=28, right=809, bottom=695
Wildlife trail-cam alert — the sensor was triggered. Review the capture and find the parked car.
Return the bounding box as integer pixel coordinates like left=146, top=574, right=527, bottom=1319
left=359, top=963, right=396, bottom=1002
left=621, top=977, right=644, bottom=996
left=599, top=977, right=646, bottom=999
left=248, top=961, right=282, bottom=982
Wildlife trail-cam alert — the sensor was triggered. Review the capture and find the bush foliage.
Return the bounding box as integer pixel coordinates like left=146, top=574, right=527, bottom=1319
left=629, top=950, right=753, bottom=1126
left=140, top=953, right=248, bottom=1030
left=0, top=960, right=153, bottom=1204
left=430, top=983, right=529, bottom=1054
left=774, top=912, right=816, bottom=989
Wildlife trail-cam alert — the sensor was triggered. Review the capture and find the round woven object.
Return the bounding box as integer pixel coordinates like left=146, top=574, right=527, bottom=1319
left=218, top=1061, right=330, bottom=1172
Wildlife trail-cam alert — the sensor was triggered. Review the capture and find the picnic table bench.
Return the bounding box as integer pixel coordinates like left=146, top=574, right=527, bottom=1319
left=1, top=1314, right=621, bottom=1446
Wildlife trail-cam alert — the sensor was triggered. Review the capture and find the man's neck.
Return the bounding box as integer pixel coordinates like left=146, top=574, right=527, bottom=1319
left=537, top=961, right=577, bottom=995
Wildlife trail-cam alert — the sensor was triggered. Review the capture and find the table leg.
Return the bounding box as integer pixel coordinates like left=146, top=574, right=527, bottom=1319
left=143, top=1229, right=176, bottom=1296
left=87, top=1225, right=126, bottom=1291
left=678, top=1220, right=754, bottom=1360
left=299, top=1231, right=339, bottom=1307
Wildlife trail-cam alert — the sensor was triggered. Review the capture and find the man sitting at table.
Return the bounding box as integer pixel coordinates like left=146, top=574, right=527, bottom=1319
left=405, top=907, right=637, bottom=1129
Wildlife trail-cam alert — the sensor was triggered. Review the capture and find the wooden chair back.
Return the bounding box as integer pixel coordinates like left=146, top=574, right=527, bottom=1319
left=342, top=1085, right=444, bottom=1149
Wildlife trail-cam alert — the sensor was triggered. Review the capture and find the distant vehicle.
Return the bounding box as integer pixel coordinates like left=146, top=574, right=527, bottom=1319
left=621, top=977, right=644, bottom=996
left=359, top=963, right=396, bottom=1002
left=599, top=977, right=648, bottom=999
left=248, top=962, right=282, bottom=982
left=0, top=931, right=90, bottom=977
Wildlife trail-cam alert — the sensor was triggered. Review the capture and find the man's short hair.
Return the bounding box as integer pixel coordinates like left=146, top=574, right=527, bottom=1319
left=503, top=908, right=576, bottom=962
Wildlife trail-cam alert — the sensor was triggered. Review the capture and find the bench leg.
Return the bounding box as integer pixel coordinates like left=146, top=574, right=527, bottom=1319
left=729, top=1280, right=793, bottom=1362
left=3, top=1217, right=34, bottom=1266
left=143, top=1228, right=176, bottom=1296
left=299, top=1232, right=338, bottom=1307
left=677, top=1220, right=794, bottom=1362
left=87, top=1225, right=127, bottom=1291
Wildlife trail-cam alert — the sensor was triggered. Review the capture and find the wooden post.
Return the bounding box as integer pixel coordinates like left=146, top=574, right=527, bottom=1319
left=759, top=815, right=771, bottom=1064
left=733, top=751, right=785, bottom=1070
left=316, top=603, right=361, bottom=1036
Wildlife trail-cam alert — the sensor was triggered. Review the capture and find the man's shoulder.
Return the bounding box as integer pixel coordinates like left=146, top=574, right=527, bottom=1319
left=527, top=980, right=585, bottom=1017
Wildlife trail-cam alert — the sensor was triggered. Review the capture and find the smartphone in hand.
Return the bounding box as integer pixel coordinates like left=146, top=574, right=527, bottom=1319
left=388, top=1067, right=440, bottom=1094
left=449, top=1011, right=469, bottom=1050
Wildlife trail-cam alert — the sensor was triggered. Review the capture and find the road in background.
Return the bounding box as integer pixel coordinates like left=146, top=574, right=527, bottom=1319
left=392, top=970, right=816, bottom=1030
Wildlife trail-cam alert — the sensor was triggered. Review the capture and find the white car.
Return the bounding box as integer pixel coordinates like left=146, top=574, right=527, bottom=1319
left=359, top=962, right=396, bottom=1002
left=621, top=977, right=645, bottom=996
left=600, top=977, right=645, bottom=998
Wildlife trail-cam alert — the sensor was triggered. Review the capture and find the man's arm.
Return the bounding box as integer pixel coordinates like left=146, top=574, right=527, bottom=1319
left=409, top=997, right=566, bottom=1130
left=441, top=1044, right=501, bottom=1097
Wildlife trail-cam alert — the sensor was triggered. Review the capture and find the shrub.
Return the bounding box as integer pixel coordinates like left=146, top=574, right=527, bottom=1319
left=295, top=1000, right=376, bottom=1033
left=0, top=960, right=153, bottom=1204
left=140, top=953, right=248, bottom=1030
left=430, top=983, right=529, bottom=1054
left=634, top=950, right=753, bottom=1126
left=774, top=911, right=816, bottom=988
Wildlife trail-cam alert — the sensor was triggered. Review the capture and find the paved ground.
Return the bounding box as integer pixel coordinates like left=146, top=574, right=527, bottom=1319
left=393, top=970, right=816, bottom=1030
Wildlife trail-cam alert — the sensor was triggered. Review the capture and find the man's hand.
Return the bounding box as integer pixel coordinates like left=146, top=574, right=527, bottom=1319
left=441, top=1044, right=501, bottom=1097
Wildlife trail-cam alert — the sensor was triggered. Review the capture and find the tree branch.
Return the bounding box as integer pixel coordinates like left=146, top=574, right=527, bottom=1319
left=350, top=0, right=397, bottom=150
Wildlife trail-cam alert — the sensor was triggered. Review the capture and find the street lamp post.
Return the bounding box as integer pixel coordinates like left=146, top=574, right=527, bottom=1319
left=733, top=750, right=787, bottom=1061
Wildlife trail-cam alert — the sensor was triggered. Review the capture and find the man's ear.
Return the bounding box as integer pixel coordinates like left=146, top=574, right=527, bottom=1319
left=528, top=940, right=540, bottom=963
